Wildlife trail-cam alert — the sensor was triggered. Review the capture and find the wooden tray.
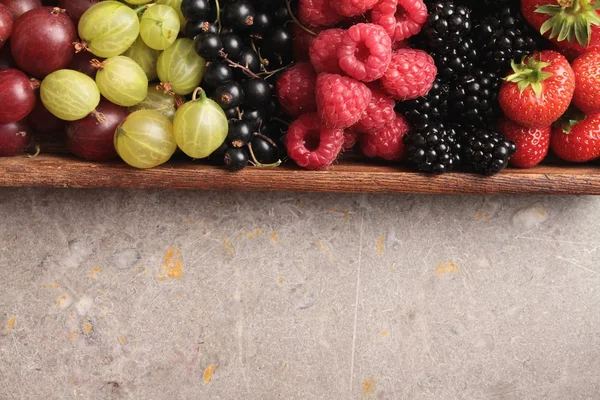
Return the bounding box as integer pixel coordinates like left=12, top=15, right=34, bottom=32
left=1, top=153, right=599, bottom=194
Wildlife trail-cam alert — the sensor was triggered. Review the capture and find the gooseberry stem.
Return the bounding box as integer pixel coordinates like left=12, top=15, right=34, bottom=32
left=192, top=87, right=207, bottom=101
left=89, top=59, right=104, bottom=70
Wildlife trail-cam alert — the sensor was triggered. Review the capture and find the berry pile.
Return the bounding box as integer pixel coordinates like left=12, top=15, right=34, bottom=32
left=275, top=0, right=600, bottom=174
left=185, top=0, right=294, bottom=170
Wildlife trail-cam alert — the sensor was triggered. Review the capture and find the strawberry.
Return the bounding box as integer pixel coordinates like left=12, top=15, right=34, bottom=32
left=499, top=50, right=575, bottom=128
left=499, top=118, right=551, bottom=168
left=572, top=50, right=600, bottom=113
left=550, top=111, right=600, bottom=162
left=521, top=0, right=600, bottom=56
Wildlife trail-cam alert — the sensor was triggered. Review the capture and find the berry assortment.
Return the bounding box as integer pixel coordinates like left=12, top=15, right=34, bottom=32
left=0, top=0, right=599, bottom=177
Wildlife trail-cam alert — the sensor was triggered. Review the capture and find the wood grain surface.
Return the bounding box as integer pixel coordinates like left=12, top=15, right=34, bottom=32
left=1, top=154, right=599, bottom=194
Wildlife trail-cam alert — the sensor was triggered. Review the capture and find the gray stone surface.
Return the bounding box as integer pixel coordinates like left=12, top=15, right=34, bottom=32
left=1, top=189, right=599, bottom=399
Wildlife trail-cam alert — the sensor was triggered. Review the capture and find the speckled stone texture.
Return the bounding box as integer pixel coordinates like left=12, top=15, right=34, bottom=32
left=1, top=190, right=599, bottom=399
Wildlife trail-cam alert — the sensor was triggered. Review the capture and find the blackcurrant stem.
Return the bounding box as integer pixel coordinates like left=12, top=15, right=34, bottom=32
left=251, top=39, right=270, bottom=67
left=215, top=0, right=222, bottom=33
left=285, top=0, right=317, bottom=37
left=262, top=65, right=291, bottom=79
left=219, top=50, right=262, bottom=79
left=237, top=107, right=243, bottom=120
left=247, top=142, right=282, bottom=168
left=255, top=132, right=278, bottom=148
left=272, top=117, right=290, bottom=126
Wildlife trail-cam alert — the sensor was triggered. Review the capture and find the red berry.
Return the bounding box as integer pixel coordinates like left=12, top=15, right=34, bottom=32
left=309, top=28, right=344, bottom=74
left=277, top=62, right=317, bottom=118
left=360, top=113, right=410, bottom=161
left=316, top=73, right=372, bottom=129
left=331, top=0, right=378, bottom=18
left=343, top=129, right=359, bottom=150
left=499, top=118, right=550, bottom=169
left=499, top=51, right=575, bottom=128
left=353, top=84, right=396, bottom=134
left=298, top=0, right=343, bottom=28
left=337, top=23, right=392, bottom=82
left=371, top=0, right=428, bottom=42
left=551, top=112, right=600, bottom=163
left=286, top=113, right=345, bottom=169
left=293, top=25, right=317, bottom=62
left=380, top=49, right=436, bottom=101
left=572, top=50, right=600, bottom=114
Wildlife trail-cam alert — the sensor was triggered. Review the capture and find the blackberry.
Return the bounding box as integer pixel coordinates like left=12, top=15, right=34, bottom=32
left=404, top=123, right=462, bottom=174
left=476, top=6, right=541, bottom=73
left=433, top=37, right=478, bottom=81
left=449, top=69, right=501, bottom=128
left=462, top=129, right=517, bottom=175
left=397, top=78, right=450, bottom=126
left=458, top=0, right=519, bottom=14
left=417, top=1, right=472, bottom=54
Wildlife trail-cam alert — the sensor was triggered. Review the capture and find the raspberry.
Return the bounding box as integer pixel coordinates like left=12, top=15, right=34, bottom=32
left=293, top=25, right=317, bottom=62
left=277, top=62, right=318, bottom=118
left=299, top=0, right=343, bottom=28
left=353, top=84, right=396, bottom=134
left=337, top=23, right=392, bottom=82
left=360, top=113, right=411, bottom=161
left=316, top=73, right=372, bottom=129
left=331, top=0, right=379, bottom=18
left=381, top=49, right=437, bottom=101
left=392, top=39, right=411, bottom=50
left=309, top=29, right=345, bottom=74
left=371, top=0, right=428, bottom=42
left=344, top=129, right=359, bottom=149
left=286, top=113, right=345, bottom=169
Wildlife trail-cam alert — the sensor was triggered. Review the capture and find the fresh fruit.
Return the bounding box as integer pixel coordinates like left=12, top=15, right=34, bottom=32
left=157, top=38, right=206, bottom=96
left=337, top=23, right=392, bottom=83
left=115, top=109, right=177, bottom=169
left=309, top=29, right=344, bottom=75
left=371, top=0, right=428, bottom=42
left=521, top=0, right=600, bottom=55
left=0, top=69, right=37, bottom=123
left=67, top=50, right=101, bottom=78
left=298, top=0, right=342, bottom=28
left=93, top=56, right=148, bottom=107
left=202, top=61, right=233, bottom=89
left=404, top=122, right=462, bottom=174
left=417, top=1, right=472, bottom=54
left=66, top=97, right=128, bottom=161
left=551, top=111, right=600, bottom=163
left=242, top=79, right=272, bottom=108
left=360, top=113, right=410, bottom=161
left=40, top=69, right=100, bottom=121
left=129, top=86, right=179, bottom=121
left=10, top=7, right=77, bottom=78
left=226, top=120, right=253, bottom=148
left=173, top=88, right=228, bottom=159
left=331, top=0, right=378, bottom=18
left=0, top=120, right=32, bottom=156
left=499, top=118, right=550, bottom=168
left=123, top=36, right=161, bottom=82
left=224, top=147, right=249, bottom=171
left=27, top=93, right=65, bottom=134
left=181, top=0, right=210, bottom=21
left=431, top=37, right=478, bottom=82
left=315, top=73, right=372, bottom=129
left=156, top=0, right=185, bottom=27
left=286, top=113, right=345, bottom=169
left=499, top=50, right=575, bottom=128
left=397, top=77, right=449, bottom=126
left=450, top=69, right=501, bottom=127
left=213, top=81, right=244, bottom=109
left=222, top=0, right=255, bottom=31
left=354, top=84, right=396, bottom=134
left=0, top=3, right=12, bottom=50
left=249, top=135, right=281, bottom=165
left=380, top=49, right=437, bottom=101
left=276, top=61, right=317, bottom=118
left=572, top=50, right=600, bottom=114
left=58, top=0, right=97, bottom=25
left=140, top=4, right=180, bottom=51
left=194, top=32, right=222, bottom=60
left=0, top=0, right=41, bottom=20
left=0, top=44, right=15, bottom=70
left=78, top=1, right=140, bottom=58
left=462, top=128, right=517, bottom=175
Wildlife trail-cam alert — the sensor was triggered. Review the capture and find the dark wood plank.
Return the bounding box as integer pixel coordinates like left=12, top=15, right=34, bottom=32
left=1, top=154, right=599, bottom=194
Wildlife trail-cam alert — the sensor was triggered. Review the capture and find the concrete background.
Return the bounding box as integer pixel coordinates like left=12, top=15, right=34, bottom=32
left=0, top=189, right=599, bottom=399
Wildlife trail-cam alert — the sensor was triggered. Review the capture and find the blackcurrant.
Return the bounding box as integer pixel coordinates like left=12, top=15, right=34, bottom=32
left=274, top=4, right=290, bottom=25
left=224, top=147, right=249, bottom=171
left=208, top=142, right=229, bottom=165
left=220, top=33, right=244, bottom=61
left=242, top=108, right=266, bottom=130
left=185, top=20, right=218, bottom=39
left=242, top=79, right=272, bottom=108
left=252, top=12, right=273, bottom=35
left=268, top=27, right=293, bottom=55
left=227, top=120, right=253, bottom=148
left=194, top=33, right=223, bottom=60
left=223, top=0, right=256, bottom=31
left=224, top=107, right=239, bottom=120
left=181, top=0, right=211, bottom=21
left=214, top=81, right=245, bottom=109
left=203, top=62, right=233, bottom=88
left=234, top=48, right=261, bottom=80
left=250, top=135, right=280, bottom=164
left=264, top=97, right=280, bottom=116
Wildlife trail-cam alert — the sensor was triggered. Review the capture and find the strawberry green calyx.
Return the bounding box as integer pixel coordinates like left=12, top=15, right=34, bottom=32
left=558, top=108, right=587, bottom=133
left=505, top=57, right=553, bottom=97
left=536, top=0, right=600, bottom=46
